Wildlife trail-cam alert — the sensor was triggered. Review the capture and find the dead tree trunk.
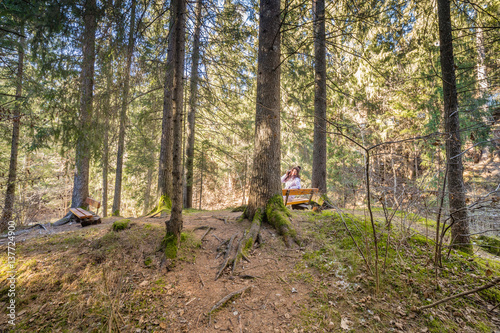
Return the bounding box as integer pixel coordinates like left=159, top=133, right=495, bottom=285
left=185, top=0, right=203, bottom=209
left=311, top=0, right=327, bottom=194
left=0, top=25, right=24, bottom=229
left=437, top=0, right=471, bottom=251
left=71, top=0, right=97, bottom=210
left=112, top=0, right=136, bottom=216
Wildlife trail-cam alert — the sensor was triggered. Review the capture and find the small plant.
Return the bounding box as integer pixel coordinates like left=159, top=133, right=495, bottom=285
left=112, top=219, right=130, bottom=231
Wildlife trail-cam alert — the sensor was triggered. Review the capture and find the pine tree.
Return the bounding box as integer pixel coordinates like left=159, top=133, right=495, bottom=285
left=437, top=0, right=471, bottom=251
left=71, top=0, right=97, bottom=210
left=185, top=0, right=203, bottom=209
left=162, top=0, right=186, bottom=259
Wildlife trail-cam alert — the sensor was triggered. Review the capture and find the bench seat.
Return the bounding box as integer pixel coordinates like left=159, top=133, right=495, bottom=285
left=69, top=208, right=93, bottom=219
left=282, top=188, right=319, bottom=206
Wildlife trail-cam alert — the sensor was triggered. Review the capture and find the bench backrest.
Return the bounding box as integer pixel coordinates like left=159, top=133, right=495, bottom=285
left=85, top=197, right=101, bottom=209
left=282, top=188, right=319, bottom=196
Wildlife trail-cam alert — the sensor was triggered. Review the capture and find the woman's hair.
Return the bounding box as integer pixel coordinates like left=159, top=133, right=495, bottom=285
left=284, top=166, right=301, bottom=181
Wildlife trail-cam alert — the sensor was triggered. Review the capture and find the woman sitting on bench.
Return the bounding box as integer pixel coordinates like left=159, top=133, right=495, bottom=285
left=281, top=166, right=301, bottom=200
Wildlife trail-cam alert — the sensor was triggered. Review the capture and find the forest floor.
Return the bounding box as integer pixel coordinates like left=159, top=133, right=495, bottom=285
left=1, top=208, right=500, bottom=332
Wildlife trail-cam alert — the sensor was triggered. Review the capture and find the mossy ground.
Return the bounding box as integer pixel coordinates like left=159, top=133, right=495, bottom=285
left=291, top=209, right=499, bottom=332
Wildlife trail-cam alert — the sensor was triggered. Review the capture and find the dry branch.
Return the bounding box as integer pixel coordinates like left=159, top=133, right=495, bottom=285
left=417, top=277, right=500, bottom=311
left=208, top=286, right=253, bottom=314
left=215, top=233, right=238, bottom=280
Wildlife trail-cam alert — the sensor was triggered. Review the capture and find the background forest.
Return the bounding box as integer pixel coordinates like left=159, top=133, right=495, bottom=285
left=0, top=0, right=499, bottom=235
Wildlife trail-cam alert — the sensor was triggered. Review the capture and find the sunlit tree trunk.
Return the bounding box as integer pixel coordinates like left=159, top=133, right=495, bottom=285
left=71, top=0, right=97, bottom=209
left=311, top=0, right=327, bottom=194
left=163, top=0, right=186, bottom=257
left=101, top=57, right=113, bottom=218
left=185, top=0, right=203, bottom=209
left=112, top=0, right=136, bottom=216
left=143, top=164, right=153, bottom=216
left=0, top=25, right=24, bottom=229
left=158, top=6, right=176, bottom=204
left=437, top=0, right=470, bottom=251
left=244, top=0, right=281, bottom=220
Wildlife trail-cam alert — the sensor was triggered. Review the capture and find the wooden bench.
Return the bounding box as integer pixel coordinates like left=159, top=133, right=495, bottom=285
left=69, top=197, right=101, bottom=227
left=282, top=188, right=319, bottom=206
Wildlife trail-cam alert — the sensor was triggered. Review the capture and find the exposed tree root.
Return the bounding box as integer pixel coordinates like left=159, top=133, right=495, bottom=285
left=53, top=212, right=72, bottom=226
left=215, top=233, right=238, bottom=280
left=145, top=194, right=172, bottom=217
left=226, top=195, right=299, bottom=276
left=208, top=285, right=253, bottom=315
left=265, top=194, right=299, bottom=247
left=200, top=227, right=215, bottom=241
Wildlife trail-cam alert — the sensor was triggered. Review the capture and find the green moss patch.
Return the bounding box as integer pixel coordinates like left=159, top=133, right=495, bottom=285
left=162, top=232, right=178, bottom=259
left=265, top=194, right=296, bottom=239
left=112, top=219, right=130, bottom=231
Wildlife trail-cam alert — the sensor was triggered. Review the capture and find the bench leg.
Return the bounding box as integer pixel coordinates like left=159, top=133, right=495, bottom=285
left=308, top=193, right=314, bottom=205
left=284, top=190, right=290, bottom=206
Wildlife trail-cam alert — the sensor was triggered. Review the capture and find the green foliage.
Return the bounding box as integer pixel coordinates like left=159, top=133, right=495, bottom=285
left=112, top=219, right=130, bottom=231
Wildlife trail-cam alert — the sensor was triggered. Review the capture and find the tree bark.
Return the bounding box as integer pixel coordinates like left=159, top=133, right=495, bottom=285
left=185, top=0, right=203, bottom=209
left=0, top=25, right=24, bottom=229
left=163, top=0, right=186, bottom=258
left=71, top=0, right=97, bottom=210
left=101, top=52, right=113, bottom=218
left=244, top=0, right=282, bottom=220
left=143, top=164, right=153, bottom=216
left=112, top=0, right=136, bottom=216
left=158, top=7, right=176, bottom=202
left=311, top=0, right=327, bottom=194
left=437, top=0, right=470, bottom=250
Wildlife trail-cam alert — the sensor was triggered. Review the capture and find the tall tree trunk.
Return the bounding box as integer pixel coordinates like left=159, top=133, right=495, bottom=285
left=437, top=0, right=470, bottom=251
left=102, top=58, right=113, bottom=218
left=0, top=25, right=24, bottom=229
left=476, top=17, right=489, bottom=161
left=158, top=8, right=176, bottom=204
left=112, top=0, right=136, bottom=216
left=162, top=0, right=186, bottom=258
left=244, top=0, right=282, bottom=220
left=311, top=0, right=327, bottom=194
left=71, top=0, right=97, bottom=209
left=185, top=0, right=203, bottom=209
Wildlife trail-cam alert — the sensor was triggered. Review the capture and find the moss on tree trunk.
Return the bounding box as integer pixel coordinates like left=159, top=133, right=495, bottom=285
left=161, top=231, right=179, bottom=259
